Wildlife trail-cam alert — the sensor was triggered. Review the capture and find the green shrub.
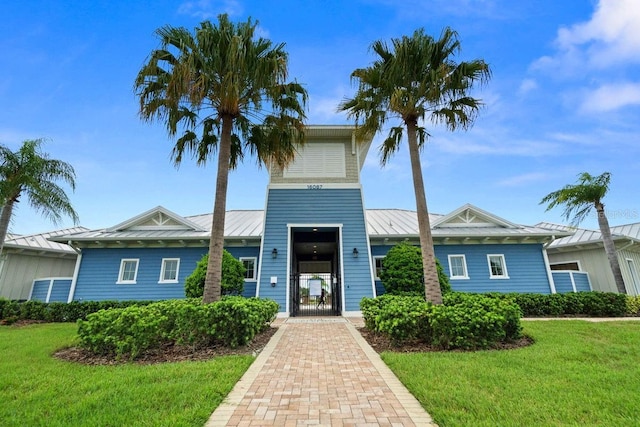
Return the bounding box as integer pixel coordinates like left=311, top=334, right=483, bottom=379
left=77, top=297, right=279, bottom=360
left=379, top=243, right=450, bottom=295
left=77, top=304, right=172, bottom=359
left=626, top=295, right=640, bottom=316
left=375, top=295, right=432, bottom=345
left=0, top=299, right=156, bottom=323
left=184, top=251, right=246, bottom=298
left=431, top=294, right=522, bottom=350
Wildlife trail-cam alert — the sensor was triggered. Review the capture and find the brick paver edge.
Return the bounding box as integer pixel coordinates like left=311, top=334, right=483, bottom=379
left=204, top=323, right=288, bottom=427
left=343, top=320, right=438, bottom=427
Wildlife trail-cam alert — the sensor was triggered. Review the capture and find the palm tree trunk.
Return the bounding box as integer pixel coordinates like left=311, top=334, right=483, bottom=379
left=0, top=199, right=16, bottom=256
left=202, top=116, right=233, bottom=303
left=595, top=202, right=627, bottom=294
left=405, top=120, right=443, bottom=304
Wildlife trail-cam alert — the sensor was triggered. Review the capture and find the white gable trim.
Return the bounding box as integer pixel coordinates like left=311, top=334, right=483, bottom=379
left=432, top=204, right=519, bottom=229
left=107, top=206, right=206, bottom=232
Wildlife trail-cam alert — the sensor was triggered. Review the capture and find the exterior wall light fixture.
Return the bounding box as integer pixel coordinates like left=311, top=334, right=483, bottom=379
left=353, top=247, right=359, bottom=258
left=272, top=248, right=278, bottom=259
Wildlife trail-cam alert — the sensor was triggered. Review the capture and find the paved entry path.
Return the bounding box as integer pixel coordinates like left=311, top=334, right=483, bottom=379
left=205, top=317, right=437, bottom=426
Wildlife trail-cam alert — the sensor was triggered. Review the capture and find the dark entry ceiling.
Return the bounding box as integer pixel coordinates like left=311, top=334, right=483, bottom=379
left=293, top=230, right=337, bottom=257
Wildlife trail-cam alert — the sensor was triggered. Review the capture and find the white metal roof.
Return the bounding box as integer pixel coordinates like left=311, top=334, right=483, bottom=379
left=4, top=226, right=88, bottom=253
left=537, top=221, right=640, bottom=249
left=52, top=205, right=562, bottom=244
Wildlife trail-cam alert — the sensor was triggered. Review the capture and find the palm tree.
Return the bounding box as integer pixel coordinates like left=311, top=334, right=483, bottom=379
left=541, top=172, right=626, bottom=294
left=134, top=14, right=307, bottom=303
left=339, top=27, right=490, bottom=304
left=0, top=139, right=79, bottom=255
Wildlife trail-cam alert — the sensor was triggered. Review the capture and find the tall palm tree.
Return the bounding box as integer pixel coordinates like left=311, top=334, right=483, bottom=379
left=0, top=139, right=79, bottom=255
left=339, top=27, right=490, bottom=304
left=541, top=172, right=626, bottom=294
left=134, top=14, right=307, bottom=303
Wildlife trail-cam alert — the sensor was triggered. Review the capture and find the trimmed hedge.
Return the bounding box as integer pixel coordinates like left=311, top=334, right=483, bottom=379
left=0, top=299, right=155, bottom=324
left=477, top=291, right=629, bottom=318
left=627, top=295, right=640, bottom=317
left=362, top=293, right=522, bottom=350
left=77, top=297, right=279, bottom=360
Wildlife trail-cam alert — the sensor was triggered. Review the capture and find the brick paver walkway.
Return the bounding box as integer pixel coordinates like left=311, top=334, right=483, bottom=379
left=206, top=317, right=436, bottom=426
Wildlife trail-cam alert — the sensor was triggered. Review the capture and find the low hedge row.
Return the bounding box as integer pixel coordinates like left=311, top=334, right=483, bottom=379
left=471, top=291, right=630, bottom=317
left=627, top=295, right=640, bottom=317
left=77, top=297, right=279, bottom=360
left=0, top=299, right=155, bottom=324
left=361, top=293, right=523, bottom=350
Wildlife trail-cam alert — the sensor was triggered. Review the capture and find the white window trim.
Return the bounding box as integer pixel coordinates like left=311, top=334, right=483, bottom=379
left=373, top=256, right=385, bottom=280
left=117, top=259, right=139, bottom=284
left=487, top=254, right=509, bottom=279
left=240, top=257, right=257, bottom=281
left=159, top=258, right=180, bottom=284
left=550, top=260, right=582, bottom=271
left=448, top=254, right=469, bottom=280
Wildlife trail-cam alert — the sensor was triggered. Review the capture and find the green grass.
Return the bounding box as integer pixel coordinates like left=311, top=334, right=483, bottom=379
left=0, top=323, right=253, bottom=427
left=382, top=320, right=640, bottom=426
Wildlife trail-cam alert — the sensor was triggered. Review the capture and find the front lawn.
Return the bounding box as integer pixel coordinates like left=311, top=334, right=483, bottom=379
left=382, top=320, right=640, bottom=426
left=0, top=323, right=253, bottom=427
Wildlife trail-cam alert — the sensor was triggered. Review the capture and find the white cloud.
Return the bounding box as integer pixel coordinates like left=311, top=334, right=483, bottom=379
left=580, top=82, right=640, bottom=113
left=534, top=0, right=640, bottom=73
left=556, top=0, right=640, bottom=68
left=496, top=172, right=550, bottom=187
left=518, top=78, right=538, bottom=95
left=177, top=0, right=242, bottom=19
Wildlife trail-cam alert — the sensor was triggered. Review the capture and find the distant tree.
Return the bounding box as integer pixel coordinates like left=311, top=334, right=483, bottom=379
left=339, top=27, right=490, bottom=304
left=0, top=139, right=78, bottom=255
left=184, top=251, right=246, bottom=298
left=135, top=14, right=307, bottom=303
left=541, top=172, right=626, bottom=294
left=379, top=243, right=451, bottom=295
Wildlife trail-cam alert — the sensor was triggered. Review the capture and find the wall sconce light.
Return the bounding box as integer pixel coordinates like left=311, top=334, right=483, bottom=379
left=353, top=247, right=359, bottom=258
left=272, top=248, right=278, bottom=259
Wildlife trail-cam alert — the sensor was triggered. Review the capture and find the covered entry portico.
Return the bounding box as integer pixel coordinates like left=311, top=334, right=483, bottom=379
left=288, top=225, right=343, bottom=316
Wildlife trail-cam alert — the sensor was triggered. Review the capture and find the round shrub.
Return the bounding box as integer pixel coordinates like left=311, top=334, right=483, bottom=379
left=379, top=243, right=450, bottom=295
left=374, top=295, right=432, bottom=345
left=184, top=250, right=246, bottom=298
left=430, top=294, right=522, bottom=350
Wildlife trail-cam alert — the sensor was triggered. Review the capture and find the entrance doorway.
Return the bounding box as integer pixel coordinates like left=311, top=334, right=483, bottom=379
left=289, top=228, right=341, bottom=316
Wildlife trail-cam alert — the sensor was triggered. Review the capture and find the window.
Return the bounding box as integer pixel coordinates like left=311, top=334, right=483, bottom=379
left=550, top=261, right=580, bottom=271
left=117, top=259, right=139, bottom=284
left=487, top=254, right=509, bottom=279
left=373, top=256, right=385, bottom=280
left=240, top=257, right=257, bottom=281
left=448, top=255, right=469, bottom=279
left=626, top=259, right=640, bottom=294
left=159, top=258, right=180, bottom=283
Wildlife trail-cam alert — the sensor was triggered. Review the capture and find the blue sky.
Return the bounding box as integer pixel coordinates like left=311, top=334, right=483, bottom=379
left=2, top=0, right=639, bottom=235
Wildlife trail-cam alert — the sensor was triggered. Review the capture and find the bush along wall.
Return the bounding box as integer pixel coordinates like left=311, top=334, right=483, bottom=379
left=360, top=291, right=637, bottom=351
left=0, top=299, right=156, bottom=325
left=476, top=291, right=629, bottom=318
left=361, top=293, right=522, bottom=350
left=76, top=296, right=279, bottom=361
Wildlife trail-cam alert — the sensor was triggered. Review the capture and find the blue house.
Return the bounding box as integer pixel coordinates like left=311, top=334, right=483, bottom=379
left=51, top=126, right=570, bottom=316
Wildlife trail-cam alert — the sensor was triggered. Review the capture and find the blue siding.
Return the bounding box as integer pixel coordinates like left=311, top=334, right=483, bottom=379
left=73, top=247, right=208, bottom=301
left=552, top=271, right=592, bottom=293
left=259, top=188, right=374, bottom=312
left=552, top=272, right=574, bottom=293
left=435, top=244, right=552, bottom=294
left=574, top=273, right=591, bottom=291
left=30, top=279, right=50, bottom=302
left=49, top=279, right=72, bottom=302
left=225, top=246, right=260, bottom=298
